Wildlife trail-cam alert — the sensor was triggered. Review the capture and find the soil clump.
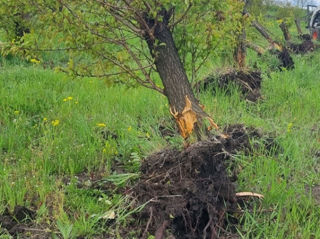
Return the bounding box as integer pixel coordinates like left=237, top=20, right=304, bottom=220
left=133, top=125, right=264, bottom=239
left=0, top=206, right=49, bottom=238
left=288, top=37, right=315, bottom=54
left=194, top=70, right=262, bottom=102
left=273, top=47, right=295, bottom=70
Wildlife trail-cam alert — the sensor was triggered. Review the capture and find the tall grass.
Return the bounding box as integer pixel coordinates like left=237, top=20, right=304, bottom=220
left=0, top=48, right=320, bottom=238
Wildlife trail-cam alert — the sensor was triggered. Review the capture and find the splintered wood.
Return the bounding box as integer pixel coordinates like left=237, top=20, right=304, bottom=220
left=170, top=96, right=219, bottom=139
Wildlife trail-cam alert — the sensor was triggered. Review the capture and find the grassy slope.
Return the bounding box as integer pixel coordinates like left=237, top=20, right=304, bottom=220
left=1, top=51, right=320, bottom=238
left=1, top=12, right=320, bottom=239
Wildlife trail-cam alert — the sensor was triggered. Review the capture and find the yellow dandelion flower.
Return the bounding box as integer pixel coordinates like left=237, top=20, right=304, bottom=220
left=14, top=110, right=19, bottom=115
left=287, top=122, right=293, bottom=133
left=30, top=58, right=40, bottom=64
left=276, top=19, right=284, bottom=24
left=43, top=117, right=48, bottom=122
left=96, top=123, right=106, bottom=127
left=51, top=119, right=60, bottom=126
left=127, top=126, right=132, bottom=132
left=63, top=96, right=73, bottom=102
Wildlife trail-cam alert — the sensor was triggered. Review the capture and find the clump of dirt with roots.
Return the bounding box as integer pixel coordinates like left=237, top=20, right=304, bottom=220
left=194, top=70, right=263, bottom=102
left=132, top=124, right=268, bottom=239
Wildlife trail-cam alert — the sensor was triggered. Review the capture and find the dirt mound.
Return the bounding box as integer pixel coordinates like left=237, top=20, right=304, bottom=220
left=300, top=34, right=311, bottom=41
left=194, top=70, right=262, bottom=102
left=274, top=47, right=295, bottom=70
left=133, top=125, right=259, bottom=239
left=0, top=206, right=39, bottom=236
left=288, top=40, right=314, bottom=54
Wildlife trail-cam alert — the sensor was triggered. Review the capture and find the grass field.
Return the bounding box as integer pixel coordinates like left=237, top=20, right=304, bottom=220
left=1, top=31, right=320, bottom=239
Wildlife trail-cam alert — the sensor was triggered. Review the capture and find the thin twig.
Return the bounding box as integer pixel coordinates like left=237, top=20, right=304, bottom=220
left=142, top=207, right=154, bottom=239
left=170, top=4, right=192, bottom=29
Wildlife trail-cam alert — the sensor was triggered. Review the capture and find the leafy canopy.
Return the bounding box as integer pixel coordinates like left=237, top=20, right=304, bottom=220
left=1, top=0, right=243, bottom=90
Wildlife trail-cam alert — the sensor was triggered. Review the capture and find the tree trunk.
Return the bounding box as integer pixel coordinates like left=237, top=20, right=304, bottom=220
left=245, top=41, right=265, bottom=55
left=234, top=0, right=249, bottom=68
left=252, top=20, right=282, bottom=50
left=295, top=18, right=303, bottom=36
left=252, top=20, right=294, bottom=69
left=279, top=21, right=291, bottom=41
left=143, top=10, right=218, bottom=139
left=234, top=22, right=247, bottom=68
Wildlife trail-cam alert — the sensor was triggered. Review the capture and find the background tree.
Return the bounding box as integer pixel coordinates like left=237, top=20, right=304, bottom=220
left=233, top=0, right=249, bottom=68
left=0, top=1, right=31, bottom=40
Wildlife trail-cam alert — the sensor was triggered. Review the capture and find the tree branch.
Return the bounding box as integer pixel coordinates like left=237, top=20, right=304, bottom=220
left=169, top=4, right=192, bottom=29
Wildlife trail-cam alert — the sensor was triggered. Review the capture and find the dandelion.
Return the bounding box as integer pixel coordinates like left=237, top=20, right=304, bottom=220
left=127, top=126, right=132, bottom=132
left=43, top=117, right=48, bottom=122
left=63, top=96, right=73, bottom=102
left=276, top=19, right=284, bottom=24
left=51, top=119, right=60, bottom=126
left=96, top=123, right=106, bottom=127
left=287, top=122, right=293, bottom=133
left=14, top=110, right=19, bottom=115
left=30, top=58, right=40, bottom=64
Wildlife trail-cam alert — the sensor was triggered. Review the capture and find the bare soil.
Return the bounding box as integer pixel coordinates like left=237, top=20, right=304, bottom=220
left=0, top=206, right=51, bottom=238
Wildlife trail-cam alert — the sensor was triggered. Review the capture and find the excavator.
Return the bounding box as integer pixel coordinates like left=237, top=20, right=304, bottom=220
left=307, top=4, right=320, bottom=40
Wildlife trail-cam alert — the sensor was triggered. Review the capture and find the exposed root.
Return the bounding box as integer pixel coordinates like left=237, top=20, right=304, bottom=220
left=194, top=70, right=262, bottom=102
left=236, top=192, right=264, bottom=199
left=133, top=124, right=264, bottom=238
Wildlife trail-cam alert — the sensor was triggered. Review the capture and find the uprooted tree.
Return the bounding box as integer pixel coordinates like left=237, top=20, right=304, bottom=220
left=1, top=0, right=243, bottom=139
left=278, top=19, right=315, bottom=54
left=251, top=20, right=295, bottom=69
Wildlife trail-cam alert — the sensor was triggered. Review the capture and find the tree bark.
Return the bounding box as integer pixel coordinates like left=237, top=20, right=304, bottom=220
left=234, top=0, right=249, bottom=68
left=279, top=21, right=291, bottom=41
left=251, top=20, right=294, bottom=69
left=145, top=22, right=198, bottom=114
left=252, top=20, right=282, bottom=50
left=142, top=10, right=218, bottom=139
left=245, top=41, right=265, bottom=55
left=295, top=18, right=303, bottom=36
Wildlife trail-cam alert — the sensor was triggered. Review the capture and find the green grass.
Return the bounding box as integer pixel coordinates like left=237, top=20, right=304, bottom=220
left=1, top=44, right=320, bottom=238
left=0, top=61, right=173, bottom=237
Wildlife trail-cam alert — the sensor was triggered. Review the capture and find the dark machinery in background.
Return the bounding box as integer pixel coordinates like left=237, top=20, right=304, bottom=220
left=307, top=4, right=320, bottom=40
